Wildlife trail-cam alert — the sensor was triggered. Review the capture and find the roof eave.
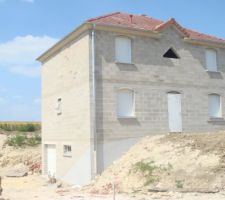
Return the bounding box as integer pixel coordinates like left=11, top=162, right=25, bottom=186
left=37, top=22, right=161, bottom=63
left=37, top=18, right=225, bottom=63
left=90, top=22, right=161, bottom=39
left=184, top=38, right=225, bottom=49
left=37, top=23, right=92, bottom=63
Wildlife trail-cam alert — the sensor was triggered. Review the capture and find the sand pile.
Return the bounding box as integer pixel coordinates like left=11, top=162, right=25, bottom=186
left=86, top=132, right=225, bottom=194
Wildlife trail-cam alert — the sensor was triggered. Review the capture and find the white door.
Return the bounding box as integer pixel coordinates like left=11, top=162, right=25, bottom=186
left=46, top=144, right=56, bottom=176
left=168, top=93, right=182, bottom=132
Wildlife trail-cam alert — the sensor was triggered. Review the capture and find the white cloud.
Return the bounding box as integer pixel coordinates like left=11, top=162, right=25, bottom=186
left=0, top=35, right=58, bottom=66
left=0, top=35, right=58, bottom=77
left=10, top=65, right=40, bottom=77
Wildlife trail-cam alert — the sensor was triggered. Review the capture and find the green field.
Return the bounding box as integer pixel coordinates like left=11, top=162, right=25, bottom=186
left=0, top=121, right=41, bottom=132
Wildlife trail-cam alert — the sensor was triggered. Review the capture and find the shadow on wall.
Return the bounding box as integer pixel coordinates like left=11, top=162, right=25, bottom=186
left=206, top=71, right=223, bottom=79
left=208, top=119, right=225, bottom=125
left=118, top=118, right=141, bottom=126
left=116, top=63, right=138, bottom=71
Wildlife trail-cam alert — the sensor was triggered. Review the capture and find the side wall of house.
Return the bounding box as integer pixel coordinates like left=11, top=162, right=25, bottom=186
left=95, top=28, right=225, bottom=172
left=41, top=32, right=92, bottom=185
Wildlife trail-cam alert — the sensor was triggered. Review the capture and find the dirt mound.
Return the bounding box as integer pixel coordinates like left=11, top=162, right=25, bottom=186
left=0, top=133, right=41, bottom=176
left=86, top=132, right=225, bottom=194
left=0, top=145, right=41, bottom=170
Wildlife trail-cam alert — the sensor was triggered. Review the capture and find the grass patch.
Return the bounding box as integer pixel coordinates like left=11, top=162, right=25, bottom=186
left=133, top=161, right=157, bottom=186
left=6, top=133, right=41, bottom=147
left=131, top=161, right=173, bottom=186
left=175, top=179, right=184, bottom=188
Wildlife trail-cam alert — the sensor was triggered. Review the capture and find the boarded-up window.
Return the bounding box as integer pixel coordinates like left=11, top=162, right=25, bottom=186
left=115, top=37, right=131, bottom=63
left=206, top=49, right=217, bottom=72
left=117, top=89, right=134, bottom=117
left=208, top=94, right=221, bottom=117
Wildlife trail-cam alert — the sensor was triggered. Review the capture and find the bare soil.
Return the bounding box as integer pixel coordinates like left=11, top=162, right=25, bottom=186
left=2, top=175, right=225, bottom=200
left=1, top=131, right=225, bottom=200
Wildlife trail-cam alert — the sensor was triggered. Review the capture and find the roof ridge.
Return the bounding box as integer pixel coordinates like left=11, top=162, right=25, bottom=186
left=155, top=18, right=190, bottom=37
left=87, top=12, right=121, bottom=22
left=138, top=14, right=165, bottom=24
left=86, top=12, right=225, bottom=45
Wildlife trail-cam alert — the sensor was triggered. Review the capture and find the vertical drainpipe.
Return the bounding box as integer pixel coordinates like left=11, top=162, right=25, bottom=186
left=91, top=23, right=97, bottom=178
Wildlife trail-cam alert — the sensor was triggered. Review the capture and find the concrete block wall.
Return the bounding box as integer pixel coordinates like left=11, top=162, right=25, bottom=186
left=95, top=27, right=225, bottom=171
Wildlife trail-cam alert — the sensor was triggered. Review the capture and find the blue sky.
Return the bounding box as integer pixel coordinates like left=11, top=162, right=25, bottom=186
left=0, top=0, right=224, bottom=121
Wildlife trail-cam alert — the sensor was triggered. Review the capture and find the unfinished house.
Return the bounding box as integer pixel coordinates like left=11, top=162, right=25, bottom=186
left=37, top=12, right=225, bottom=185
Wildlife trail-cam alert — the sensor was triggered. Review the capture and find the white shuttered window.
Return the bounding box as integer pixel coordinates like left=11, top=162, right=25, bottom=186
left=117, top=89, right=134, bottom=117
left=208, top=94, right=221, bottom=118
left=115, top=37, right=131, bottom=63
left=206, top=49, right=217, bottom=72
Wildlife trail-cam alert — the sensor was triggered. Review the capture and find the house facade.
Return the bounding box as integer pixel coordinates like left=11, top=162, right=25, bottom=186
left=38, top=12, right=225, bottom=185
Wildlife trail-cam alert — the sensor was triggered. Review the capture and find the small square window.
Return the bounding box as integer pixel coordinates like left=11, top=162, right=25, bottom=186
left=63, top=145, right=72, bottom=157
left=56, top=98, right=62, bottom=115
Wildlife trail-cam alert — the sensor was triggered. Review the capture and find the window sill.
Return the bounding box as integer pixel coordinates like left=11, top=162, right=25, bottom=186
left=208, top=117, right=224, bottom=122
left=117, top=116, right=136, bottom=119
left=63, top=154, right=72, bottom=158
left=206, top=70, right=221, bottom=74
left=115, top=61, right=134, bottom=65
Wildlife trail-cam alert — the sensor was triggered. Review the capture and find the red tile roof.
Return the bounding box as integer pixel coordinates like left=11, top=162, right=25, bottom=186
left=87, top=12, right=225, bottom=45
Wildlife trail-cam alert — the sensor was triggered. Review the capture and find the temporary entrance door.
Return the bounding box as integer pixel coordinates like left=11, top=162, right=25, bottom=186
left=168, top=93, right=182, bottom=132
left=46, top=144, right=56, bottom=176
